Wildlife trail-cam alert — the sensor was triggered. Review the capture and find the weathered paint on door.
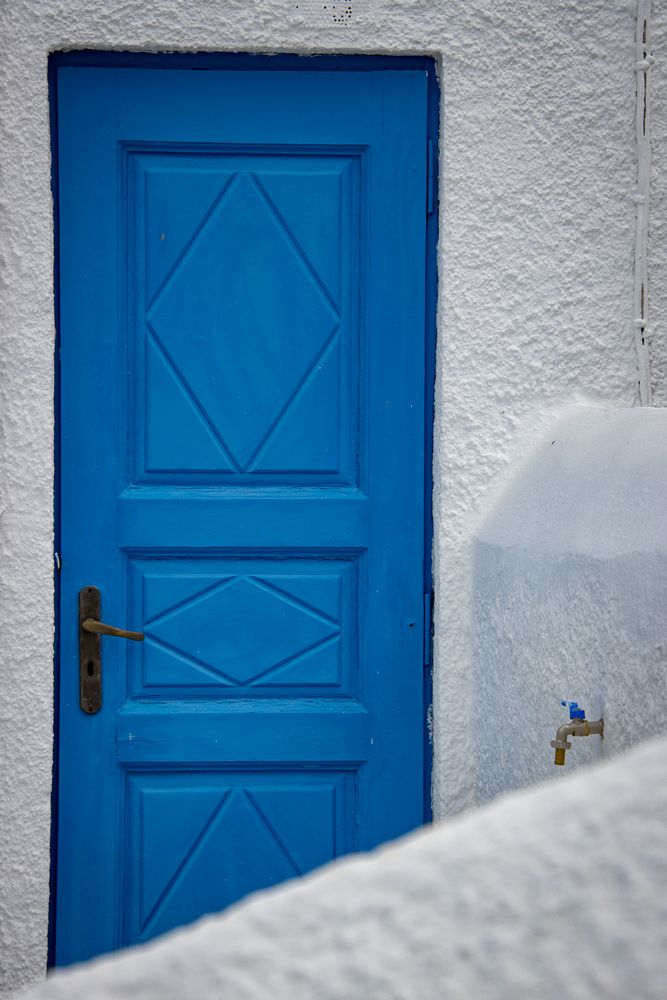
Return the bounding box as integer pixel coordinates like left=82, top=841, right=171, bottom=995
left=56, top=62, right=430, bottom=965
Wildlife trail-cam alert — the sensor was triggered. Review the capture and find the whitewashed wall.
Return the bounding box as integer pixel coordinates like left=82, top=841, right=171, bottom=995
left=651, top=2, right=667, bottom=401
left=472, top=406, right=667, bottom=800
left=0, top=0, right=663, bottom=994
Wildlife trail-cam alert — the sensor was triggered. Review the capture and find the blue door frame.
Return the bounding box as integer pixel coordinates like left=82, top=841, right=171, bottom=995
left=49, top=50, right=439, bottom=968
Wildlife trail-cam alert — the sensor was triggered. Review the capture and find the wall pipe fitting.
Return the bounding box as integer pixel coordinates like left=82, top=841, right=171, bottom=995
left=551, top=701, right=604, bottom=766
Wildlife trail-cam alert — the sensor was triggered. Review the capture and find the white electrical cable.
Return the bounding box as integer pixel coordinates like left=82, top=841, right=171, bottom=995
left=635, top=1, right=654, bottom=405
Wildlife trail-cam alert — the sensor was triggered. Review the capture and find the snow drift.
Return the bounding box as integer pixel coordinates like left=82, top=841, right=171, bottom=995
left=21, top=736, right=667, bottom=1000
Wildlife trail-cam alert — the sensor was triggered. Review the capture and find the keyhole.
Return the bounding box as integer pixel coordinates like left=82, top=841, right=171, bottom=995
left=87, top=660, right=95, bottom=677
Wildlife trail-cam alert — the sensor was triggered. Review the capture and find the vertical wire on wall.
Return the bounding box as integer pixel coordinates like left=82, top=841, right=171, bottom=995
left=635, top=1, right=654, bottom=404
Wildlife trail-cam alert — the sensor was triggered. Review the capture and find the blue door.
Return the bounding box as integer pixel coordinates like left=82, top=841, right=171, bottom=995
left=56, top=60, right=431, bottom=965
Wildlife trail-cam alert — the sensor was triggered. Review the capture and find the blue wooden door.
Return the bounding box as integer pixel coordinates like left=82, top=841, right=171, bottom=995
left=56, top=62, right=430, bottom=965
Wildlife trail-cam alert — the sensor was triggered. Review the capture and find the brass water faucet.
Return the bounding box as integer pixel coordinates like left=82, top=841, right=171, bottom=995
left=551, top=701, right=604, bottom=766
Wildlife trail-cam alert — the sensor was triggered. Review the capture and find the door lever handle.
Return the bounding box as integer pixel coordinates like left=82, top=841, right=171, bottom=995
left=79, top=585, right=143, bottom=714
left=82, top=619, right=144, bottom=641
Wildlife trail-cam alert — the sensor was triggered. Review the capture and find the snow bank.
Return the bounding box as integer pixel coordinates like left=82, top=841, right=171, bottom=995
left=20, top=737, right=667, bottom=1000
left=473, top=406, right=667, bottom=801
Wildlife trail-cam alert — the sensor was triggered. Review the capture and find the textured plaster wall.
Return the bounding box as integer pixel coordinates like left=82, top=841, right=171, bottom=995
left=472, top=407, right=667, bottom=801
left=650, top=3, right=667, bottom=403
left=0, top=0, right=653, bottom=994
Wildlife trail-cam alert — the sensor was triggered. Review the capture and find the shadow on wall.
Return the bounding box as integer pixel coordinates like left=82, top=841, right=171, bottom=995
left=472, top=405, right=667, bottom=803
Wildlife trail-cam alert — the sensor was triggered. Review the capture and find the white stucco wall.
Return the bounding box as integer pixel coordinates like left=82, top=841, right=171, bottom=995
left=472, top=406, right=667, bottom=801
left=0, top=0, right=663, bottom=994
left=650, top=2, right=667, bottom=402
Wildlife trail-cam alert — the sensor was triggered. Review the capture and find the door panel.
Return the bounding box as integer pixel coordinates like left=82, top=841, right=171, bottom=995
left=56, top=65, right=429, bottom=965
left=136, top=152, right=358, bottom=483
left=130, top=556, right=356, bottom=696
left=123, top=770, right=350, bottom=942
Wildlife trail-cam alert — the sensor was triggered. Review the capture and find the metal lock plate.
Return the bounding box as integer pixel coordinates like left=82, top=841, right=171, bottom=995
left=79, top=585, right=102, bottom=714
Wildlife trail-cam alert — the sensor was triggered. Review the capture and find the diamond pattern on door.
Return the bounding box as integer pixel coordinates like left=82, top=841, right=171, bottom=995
left=133, top=152, right=360, bottom=484
left=127, top=775, right=342, bottom=944
left=138, top=568, right=347, bottom=690
left=148, top=172, right=340, bottom=470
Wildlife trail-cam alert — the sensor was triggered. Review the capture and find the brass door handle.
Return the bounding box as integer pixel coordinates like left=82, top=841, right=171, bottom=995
left=79, top=586, right=144, bottom=714
left=82, top=619, right=144, bottom=641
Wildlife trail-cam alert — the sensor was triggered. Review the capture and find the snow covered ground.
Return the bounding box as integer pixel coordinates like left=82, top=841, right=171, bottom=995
left=21, top=736, right=667, bottom=1000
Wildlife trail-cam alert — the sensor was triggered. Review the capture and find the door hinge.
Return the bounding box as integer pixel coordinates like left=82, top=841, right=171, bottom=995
left=424, top=591, right=433, bottom=666
left=426, top=139, right=436, bottom=216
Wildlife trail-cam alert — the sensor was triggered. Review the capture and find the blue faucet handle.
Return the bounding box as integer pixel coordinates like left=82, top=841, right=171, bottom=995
left=561, top=700, right=586, bottom=720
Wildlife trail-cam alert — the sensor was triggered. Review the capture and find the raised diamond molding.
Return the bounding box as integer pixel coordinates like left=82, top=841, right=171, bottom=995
left=144, top=577, right=340, bottom=685
left=148, top=172, right=339, bottom=471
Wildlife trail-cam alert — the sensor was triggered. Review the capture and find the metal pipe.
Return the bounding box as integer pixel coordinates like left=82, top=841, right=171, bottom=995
left=551, top=718, right=604, bottom=766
